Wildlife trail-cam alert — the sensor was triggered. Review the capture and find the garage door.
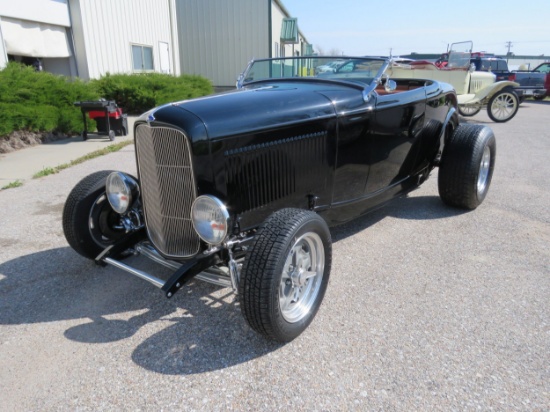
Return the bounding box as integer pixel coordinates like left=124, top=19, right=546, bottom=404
left=0, top=17, right=71, bottom=58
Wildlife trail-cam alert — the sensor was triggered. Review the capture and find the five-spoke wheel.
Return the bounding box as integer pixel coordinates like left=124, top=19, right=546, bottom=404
left=239, top=208, right=332, bottom=342
left=279, top=232, right=325, bottom=323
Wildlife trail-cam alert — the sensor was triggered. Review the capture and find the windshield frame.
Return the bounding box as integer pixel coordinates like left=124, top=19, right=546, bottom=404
left=447, top=41, right=473, bottom=69
left=237, top=56, right=390, bottom=100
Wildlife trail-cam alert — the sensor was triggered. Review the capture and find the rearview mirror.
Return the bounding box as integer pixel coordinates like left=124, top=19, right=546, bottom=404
left=385, top=79, right=397, bottom=93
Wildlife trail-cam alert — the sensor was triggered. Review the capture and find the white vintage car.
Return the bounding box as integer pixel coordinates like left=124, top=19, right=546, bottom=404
left=388, top=41, right=520, bottom=122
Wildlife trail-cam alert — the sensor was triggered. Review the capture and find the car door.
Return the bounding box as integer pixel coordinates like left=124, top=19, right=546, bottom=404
left=365, top=88, right=427, bottom=194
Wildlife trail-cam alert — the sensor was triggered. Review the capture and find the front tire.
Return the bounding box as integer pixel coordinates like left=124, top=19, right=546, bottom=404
left=239, top=209, right=332, bottom=342
left=458, top=103, right=481, bottom=117
left=62, top=171, right=126, bottom=259
left=487, top=89, right=519, bottom=122
left=438, top=124, right=496, bottom=210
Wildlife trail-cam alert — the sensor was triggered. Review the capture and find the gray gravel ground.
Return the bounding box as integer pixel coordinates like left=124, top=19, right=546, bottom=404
left=0, top=101, right=549, bottom=411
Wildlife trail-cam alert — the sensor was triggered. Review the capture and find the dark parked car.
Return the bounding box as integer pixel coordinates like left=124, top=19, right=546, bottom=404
left=514, top=62, right=550, bottom=100
left=468, top=54, right=547, bottom=100
left=63, top=56, right=496, bottom=342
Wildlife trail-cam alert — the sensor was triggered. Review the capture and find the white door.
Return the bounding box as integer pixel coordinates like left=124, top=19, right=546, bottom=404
left=159, top=42, right=170, bottom=74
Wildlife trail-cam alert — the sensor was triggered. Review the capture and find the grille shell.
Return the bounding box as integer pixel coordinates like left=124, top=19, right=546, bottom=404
left=135, top=124, right=200, bottom=258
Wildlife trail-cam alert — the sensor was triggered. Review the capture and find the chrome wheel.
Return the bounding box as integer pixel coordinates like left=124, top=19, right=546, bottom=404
left=477, top=145, right=491, bottom=196
left=239, top=208, right=332, bottom=342
left=279, top=232, right=325, bottom=323
left=488, top=90, right=518, bottom=122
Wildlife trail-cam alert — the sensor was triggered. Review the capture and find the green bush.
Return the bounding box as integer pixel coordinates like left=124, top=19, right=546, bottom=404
left=0, top=63, right=98, bottom=136
left=0, top=103, right=59, bottom=135
left=92, top=73, right=213, bottom=114
left=0, top=62, right=213, bottom=137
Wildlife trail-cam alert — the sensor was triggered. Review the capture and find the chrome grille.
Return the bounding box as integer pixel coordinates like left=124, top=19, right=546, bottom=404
left=135, top=125, right=200, bottom=258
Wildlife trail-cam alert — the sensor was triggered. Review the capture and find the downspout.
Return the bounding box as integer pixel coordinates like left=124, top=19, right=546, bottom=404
left=66, top=0, right=81, bottom=77
left=268, top=0, right=272, bottom=58
left=168, top=0, right=180, bottom=75
left=0, top=21, right=8, bottom=69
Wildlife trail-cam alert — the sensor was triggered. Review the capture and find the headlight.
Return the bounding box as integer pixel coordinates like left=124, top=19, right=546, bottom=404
left=106, top=172, right=139, bottom=214
left=191, top=195, right=230, bottom=245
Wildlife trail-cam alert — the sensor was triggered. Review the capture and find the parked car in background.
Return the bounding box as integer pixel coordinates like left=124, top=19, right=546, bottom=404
left=63, top=55, right=496, bottom=342
left=314, top=59, right=344, bottom=74
left=438, top=51, right=546, bottom=101
left=513, top=62, right=549, bottom=100
left=469, top=52, right=514, bottom=82
left=390, top=41, right=520, bottom=122
left=470, top=53, right=547, bottom=100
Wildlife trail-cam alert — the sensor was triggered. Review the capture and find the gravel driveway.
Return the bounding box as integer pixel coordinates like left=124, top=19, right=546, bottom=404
left=1, top=102, right=548, bottom=411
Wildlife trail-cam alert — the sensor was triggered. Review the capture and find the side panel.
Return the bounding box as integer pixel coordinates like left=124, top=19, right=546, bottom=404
left=321, top=81, right=456, bottom=226
left=212, top=119, right=337, bottom=230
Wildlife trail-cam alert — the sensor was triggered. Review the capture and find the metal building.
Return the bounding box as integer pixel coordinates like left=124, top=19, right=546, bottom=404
left=69, top=0, right=180, bottom=79
left=176, top=0, right=310, bottom=88
left=0, top=0, right=76, bottom=75
left=0, top=0, right=179, bottom=79
left=0, top=0, right=310, bottom=88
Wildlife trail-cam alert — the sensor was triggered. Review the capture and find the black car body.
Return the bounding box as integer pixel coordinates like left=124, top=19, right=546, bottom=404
left=63, top=56, right=496, bottom=342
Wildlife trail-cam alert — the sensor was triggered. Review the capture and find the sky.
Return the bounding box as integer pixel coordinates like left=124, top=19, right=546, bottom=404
left=282, top=0, right=550, bottom=57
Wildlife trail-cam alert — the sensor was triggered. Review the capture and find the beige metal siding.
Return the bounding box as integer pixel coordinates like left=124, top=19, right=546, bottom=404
left=70, top=0, right=178, bottom=79
left=176, top=0, right=269, bottom=88
left=271, top=1, right=285, bottom=57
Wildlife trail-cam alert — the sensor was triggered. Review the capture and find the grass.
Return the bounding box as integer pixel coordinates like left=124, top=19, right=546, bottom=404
left=32, top=140, right=134, bottom=179
left=1, top=180, right=23, bottom=190
left=33, top=167, right=57, bottom=178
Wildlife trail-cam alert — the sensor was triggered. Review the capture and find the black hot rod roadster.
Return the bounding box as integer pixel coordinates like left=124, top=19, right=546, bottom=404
left=63, top=56, right=496, bottom=342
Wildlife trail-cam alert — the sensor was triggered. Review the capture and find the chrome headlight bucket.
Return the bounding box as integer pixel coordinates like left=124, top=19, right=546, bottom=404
left=106, top=172, right=139, bottom=214
left=191, top=195, right=230, bottom=245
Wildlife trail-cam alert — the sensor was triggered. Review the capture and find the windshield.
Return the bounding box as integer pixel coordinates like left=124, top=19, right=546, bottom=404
left=448, top=41, right=473, bottom=69
left=239, top=56, right=388, bottom=89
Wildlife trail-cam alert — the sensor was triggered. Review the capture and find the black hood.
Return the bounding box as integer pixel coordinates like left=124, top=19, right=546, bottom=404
left=167, top=83, right=342, bottom=140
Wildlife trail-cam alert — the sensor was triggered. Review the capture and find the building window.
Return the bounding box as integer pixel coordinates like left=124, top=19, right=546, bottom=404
left=132, top=45, right=154, bottom=71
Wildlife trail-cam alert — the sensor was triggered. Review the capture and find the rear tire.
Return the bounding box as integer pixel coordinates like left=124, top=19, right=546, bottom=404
left=239, top=209, right=332, bottom=342
left=438, top=124, right=496, bottom=210
left=63, top=171, right=126, bottom=259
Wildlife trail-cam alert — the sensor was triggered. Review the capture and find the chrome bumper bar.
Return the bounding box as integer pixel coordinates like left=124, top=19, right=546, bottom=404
left=97, top=237, right=251, bottom=298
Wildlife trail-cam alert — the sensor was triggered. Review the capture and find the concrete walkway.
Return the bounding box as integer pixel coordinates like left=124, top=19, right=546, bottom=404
left=0, top=117, right=136, bottom=185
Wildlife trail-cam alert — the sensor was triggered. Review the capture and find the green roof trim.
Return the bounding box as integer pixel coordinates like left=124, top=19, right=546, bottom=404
left=281, top=18, right=298, bottom=43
